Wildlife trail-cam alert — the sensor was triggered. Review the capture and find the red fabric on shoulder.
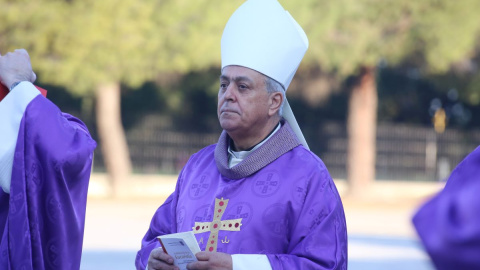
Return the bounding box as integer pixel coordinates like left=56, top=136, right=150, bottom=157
left=36, top=86, right=47, bottom=97
left=0, top=83, right=47, bottom=101
left=0, top=83, right=8, bottom=101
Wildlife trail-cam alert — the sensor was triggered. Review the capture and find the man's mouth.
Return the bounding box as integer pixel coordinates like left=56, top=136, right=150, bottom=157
left=221, top=108, right=238, bottom=114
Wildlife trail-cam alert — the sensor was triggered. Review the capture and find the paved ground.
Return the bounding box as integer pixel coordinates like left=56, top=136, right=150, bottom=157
left=80, top=174, right=443, bottom=270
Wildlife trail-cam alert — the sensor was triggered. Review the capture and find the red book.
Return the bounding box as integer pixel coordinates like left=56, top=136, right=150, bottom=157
left=0, top=82, right=47, bottom=101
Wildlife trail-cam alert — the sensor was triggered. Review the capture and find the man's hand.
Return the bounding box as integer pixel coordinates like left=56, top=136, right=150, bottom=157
left=187, top=252, right=232, bottom=270
left=148, top=247, right=179, bottom=270
left=0, top=49, right=36, bottom=89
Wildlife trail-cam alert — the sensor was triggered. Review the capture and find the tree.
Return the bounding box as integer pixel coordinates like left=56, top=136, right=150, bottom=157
left=41, top=0, right=163, bottom=193
left=1, top=0, right=242, bottom=193
left=3, top=0, right=478, bottom=196
left=285, top=0, right=480, bottom=195
left=2, top=0, right=159, bottom=192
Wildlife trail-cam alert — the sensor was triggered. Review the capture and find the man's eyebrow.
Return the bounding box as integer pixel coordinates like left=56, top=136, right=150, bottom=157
left=219, top=75, right=253, bottom=84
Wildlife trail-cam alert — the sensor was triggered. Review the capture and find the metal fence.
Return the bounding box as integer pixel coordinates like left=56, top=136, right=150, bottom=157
left=93, top=115, right=480, bottom=181
left=318, top=121, right=479, bottom=181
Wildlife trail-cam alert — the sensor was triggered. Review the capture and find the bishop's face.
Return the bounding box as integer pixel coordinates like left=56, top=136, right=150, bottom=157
left=217, top=65, right=271, bottom=137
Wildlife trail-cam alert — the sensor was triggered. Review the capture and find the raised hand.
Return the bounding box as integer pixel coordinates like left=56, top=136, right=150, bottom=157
left=0, top=49, right=36, bottom=89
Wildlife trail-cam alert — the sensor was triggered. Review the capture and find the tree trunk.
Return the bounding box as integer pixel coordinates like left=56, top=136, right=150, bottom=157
left=96, top=83, right=132, bottom=194
left=346, top=66, right=377, bottom=197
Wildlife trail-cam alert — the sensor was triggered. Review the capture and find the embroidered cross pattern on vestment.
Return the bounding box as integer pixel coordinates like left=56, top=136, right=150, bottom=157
left=192, top=197, right=242, bottom=252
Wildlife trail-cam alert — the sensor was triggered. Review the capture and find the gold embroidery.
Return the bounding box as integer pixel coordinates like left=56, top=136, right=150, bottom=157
left=192, top=198, right=242, bottom=252
left=221, top=236, right=230, bottom=244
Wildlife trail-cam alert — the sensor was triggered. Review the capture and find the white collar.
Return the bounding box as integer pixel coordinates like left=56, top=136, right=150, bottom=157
left=227, top=123, right=281, bottom=168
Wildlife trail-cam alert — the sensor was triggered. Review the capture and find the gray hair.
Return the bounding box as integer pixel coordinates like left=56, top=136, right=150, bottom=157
left=264, top=76, right=285, bottom=116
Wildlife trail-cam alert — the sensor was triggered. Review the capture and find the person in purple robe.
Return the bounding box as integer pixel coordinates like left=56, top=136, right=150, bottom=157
left=136, top=0, right=348, bottom=269
left=0, top=49, right=96, bottom=269
left=413, top=146, right=480, bottom=270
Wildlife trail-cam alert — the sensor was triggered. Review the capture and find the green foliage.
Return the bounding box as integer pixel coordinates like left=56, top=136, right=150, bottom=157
left=1, top=0, right=479, bottom=96
left=1, top=0, right=242, bottom=96
left=40, top=0, right=165, bottom=94
left=410, top=0, right=480, bottom=72
left=150, top=0, right=241, bottom=72
left=0, top=0, right=66, bottom=56
left=284, top=0, right=480, bottom=76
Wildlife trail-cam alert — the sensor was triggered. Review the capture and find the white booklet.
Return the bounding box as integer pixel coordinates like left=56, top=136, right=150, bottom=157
left=157, top=231, right=201, bottom=270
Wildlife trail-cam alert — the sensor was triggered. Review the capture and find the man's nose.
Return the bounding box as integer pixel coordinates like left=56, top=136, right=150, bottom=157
left=223, top=84, right=236, bottom=101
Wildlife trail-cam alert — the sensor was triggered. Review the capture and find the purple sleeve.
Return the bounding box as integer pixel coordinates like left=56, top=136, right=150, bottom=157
left=3, top=95, right=96, bottom=269
left=266, top=165, right=348, bottom=270
left=135, top=169, right=185, bottom=270
left=413, top=146, right=480, bottom=270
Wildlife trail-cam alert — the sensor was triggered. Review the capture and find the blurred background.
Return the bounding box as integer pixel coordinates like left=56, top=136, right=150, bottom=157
left=2, top=0, right=480, bottom=269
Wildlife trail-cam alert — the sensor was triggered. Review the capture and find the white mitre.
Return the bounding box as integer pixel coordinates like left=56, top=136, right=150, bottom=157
left=221, top=0, right=310, bottom=149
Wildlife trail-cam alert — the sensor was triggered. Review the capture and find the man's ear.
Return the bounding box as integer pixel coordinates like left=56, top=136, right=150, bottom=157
left=268, top=92, right=283, bottom=116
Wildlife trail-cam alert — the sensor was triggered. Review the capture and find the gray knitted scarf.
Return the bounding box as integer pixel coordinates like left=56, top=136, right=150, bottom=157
left=214, top=120, right=301, bottom=179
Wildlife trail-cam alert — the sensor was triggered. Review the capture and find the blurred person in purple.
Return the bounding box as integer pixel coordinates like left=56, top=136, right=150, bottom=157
left=135, top=0, right=347, bottom=269
left=0, top=49, right=96, bottom=269
left=413, top=146, right=480, bottom=269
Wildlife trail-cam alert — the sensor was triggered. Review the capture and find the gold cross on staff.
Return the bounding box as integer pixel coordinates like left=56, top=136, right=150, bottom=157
left=192, top=197, right=242, bottom=252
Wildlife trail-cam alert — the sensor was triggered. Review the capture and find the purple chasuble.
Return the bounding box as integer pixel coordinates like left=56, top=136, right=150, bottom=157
left=413, top=146, right=480, bottom=270
left=136, top=121, right=348, bottom=269
left=0, top=95, right=96, bottom=269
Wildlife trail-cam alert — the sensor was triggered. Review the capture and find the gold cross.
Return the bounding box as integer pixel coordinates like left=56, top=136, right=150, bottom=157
left=192, top=197, right=242, bottom=252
